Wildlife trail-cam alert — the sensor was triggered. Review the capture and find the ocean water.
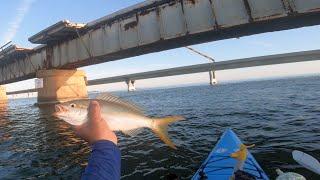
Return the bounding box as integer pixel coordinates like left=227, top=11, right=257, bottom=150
left=0, top=76, right=319, bottom=179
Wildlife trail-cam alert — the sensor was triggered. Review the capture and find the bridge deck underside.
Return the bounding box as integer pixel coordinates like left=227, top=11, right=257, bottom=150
left=1, top=0, right=320, bottom=84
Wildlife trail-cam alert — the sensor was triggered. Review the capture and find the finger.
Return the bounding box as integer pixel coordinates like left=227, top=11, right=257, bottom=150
left=88, top=101, right=102, bottom=124
left=100, top=117, right=111, bottom=130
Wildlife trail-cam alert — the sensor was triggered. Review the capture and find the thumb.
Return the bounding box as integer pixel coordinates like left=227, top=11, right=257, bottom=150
left=88, top=101, right=102, bottom=124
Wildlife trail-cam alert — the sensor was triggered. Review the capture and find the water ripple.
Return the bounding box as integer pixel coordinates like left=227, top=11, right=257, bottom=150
left=0, top=76, right=320, bottom=179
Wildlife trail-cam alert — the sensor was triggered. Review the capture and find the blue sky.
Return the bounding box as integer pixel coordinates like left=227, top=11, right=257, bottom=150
left=1, top=0, right=320, bottom=93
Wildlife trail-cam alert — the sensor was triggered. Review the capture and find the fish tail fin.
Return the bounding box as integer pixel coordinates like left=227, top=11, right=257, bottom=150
left=151, top=116, right=185, bottom=150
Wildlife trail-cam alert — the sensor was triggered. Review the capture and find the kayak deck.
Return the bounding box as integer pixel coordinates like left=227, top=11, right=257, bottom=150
left=192, top=129, right=269, bottom=180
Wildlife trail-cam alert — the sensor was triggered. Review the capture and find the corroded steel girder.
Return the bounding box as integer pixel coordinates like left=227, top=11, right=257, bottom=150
left=1, top=0, right=320, bottom=84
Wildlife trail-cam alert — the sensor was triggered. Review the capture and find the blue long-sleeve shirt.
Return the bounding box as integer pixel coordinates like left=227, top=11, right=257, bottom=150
left=82, top=140, right=121, bottom=180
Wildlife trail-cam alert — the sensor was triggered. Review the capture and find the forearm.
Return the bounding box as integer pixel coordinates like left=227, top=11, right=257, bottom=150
left=82, top=140, right=121, bottom=180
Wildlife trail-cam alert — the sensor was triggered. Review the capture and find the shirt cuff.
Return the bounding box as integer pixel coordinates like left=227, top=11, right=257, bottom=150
left=92, top=140, right=120, bottom=152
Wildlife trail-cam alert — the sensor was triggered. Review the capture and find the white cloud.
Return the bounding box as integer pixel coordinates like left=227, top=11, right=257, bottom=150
left=1, top=0, right=36, bottom=44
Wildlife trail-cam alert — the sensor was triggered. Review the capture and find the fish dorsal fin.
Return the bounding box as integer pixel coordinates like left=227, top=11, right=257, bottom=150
left=122, top=128, right=143, bottom=137
left=96, top=93, right=143, bottom=114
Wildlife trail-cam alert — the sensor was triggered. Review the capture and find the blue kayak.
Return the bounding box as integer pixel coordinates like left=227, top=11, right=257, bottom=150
left=192, top=129, right=269, bottom=180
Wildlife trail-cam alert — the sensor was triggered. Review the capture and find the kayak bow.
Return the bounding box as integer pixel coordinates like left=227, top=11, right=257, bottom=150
left=192, top=129, right=269, bottom=180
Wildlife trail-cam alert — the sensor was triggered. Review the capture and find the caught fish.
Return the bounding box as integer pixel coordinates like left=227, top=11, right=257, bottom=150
left=53, top=93, right=184, bottom=149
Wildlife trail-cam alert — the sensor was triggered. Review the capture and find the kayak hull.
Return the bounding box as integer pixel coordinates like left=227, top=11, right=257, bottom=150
left=192, top=129, right=269, bottom=180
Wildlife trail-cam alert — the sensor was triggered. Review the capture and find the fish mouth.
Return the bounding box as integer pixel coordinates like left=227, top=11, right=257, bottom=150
left=52, top=104, right=68, bottom=117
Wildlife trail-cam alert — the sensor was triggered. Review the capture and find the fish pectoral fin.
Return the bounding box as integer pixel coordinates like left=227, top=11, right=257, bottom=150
left=122, top=128, right=144, bottom=137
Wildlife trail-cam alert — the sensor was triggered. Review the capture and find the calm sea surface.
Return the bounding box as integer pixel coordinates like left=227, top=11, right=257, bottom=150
left=0, top=76, right=320, bottom=179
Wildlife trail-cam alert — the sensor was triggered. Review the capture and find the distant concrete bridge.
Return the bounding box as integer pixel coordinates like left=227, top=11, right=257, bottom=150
left=1, top=0, right=320, bottom=104
left=7, top=49, right=320, bottom=94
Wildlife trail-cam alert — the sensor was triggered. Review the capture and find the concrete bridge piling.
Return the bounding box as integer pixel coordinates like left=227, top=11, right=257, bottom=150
left=125, top=80, right=136, bottom=92
left=209, top=70, right=218, bottom=85
left=36, top=69, right=88, bottom=105
left=0, top=86, right=7, bottom=102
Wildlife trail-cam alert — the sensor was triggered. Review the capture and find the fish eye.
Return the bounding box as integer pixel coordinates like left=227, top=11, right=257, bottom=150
left=70, top=103, right=76, bottom=108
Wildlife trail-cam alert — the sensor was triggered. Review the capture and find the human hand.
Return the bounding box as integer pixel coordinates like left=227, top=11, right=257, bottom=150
left=74, top=101, right=117, bottom=145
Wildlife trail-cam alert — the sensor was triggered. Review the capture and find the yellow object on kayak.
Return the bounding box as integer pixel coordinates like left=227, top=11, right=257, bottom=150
left=230, top=144, right=255, bottom=161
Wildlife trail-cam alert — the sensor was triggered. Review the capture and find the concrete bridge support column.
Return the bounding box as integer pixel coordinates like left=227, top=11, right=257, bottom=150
left=36, top=69, right=88, bottom=105
left=0, top=86, right=7, bottom=102
left=209, top=70, right=218, bottom=85
left=125, top=80, right=136, bottom=92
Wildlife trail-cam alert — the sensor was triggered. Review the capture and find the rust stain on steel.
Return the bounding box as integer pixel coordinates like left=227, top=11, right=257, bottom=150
left=156, top=6, right=160, bottom=16
left=160, top=0, right=177, bottom=9
left=281, top=0, right=295, bottom=14
left=180, top=0, right=185, bottom=13
left=140, top=10, right=151, bottom=16
left=124, top=21, right=138, bottom=30
left=155, top=7, right=164, bottom=41
left=45, top=47, right=53, bottom=69
left=168, top=0, right=177, bottom=7
left=242, top=0, right=253, bottom=22
left=186, top=0, right=197, bottom=5
left=253, top=13, right=286, bottom=21
left=140, top=7, right=155, bottom=16
left=308, top=7, right=320, bottom=13
left=208, top=0, right=219, bottom=30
